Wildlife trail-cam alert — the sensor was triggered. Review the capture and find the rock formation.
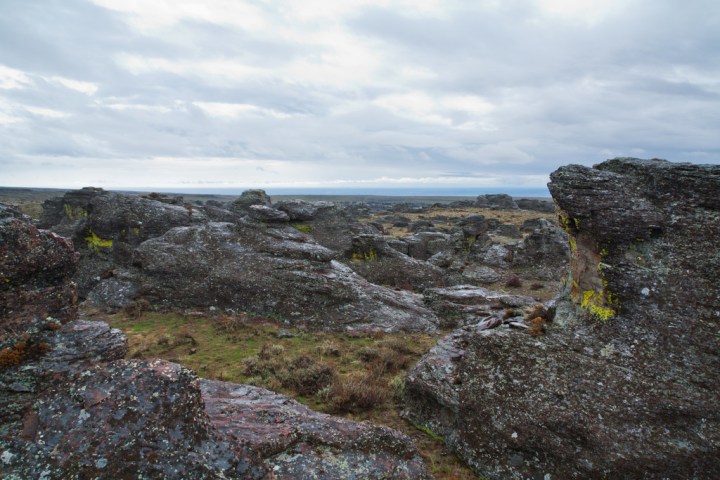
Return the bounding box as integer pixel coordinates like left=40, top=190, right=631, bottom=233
left=39, top=189, right=439, bottom=332
left=403, top=158, right=720, bottom=479
left=1, top=205, right=433, bottom=478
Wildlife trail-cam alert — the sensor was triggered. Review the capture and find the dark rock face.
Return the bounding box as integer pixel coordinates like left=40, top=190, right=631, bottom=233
left=202, top=380, right=432, bottom=479
left=404, top=158, right=720, bottom=479
left=0, top=212, right=79, bottom=343
left=229, top=189, right=272, bottom=213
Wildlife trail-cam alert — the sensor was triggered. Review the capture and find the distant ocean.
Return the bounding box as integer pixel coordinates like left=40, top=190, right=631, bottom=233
left=144, top=187, right=552, bottom=198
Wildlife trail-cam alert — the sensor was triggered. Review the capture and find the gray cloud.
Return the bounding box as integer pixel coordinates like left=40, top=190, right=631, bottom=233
left=0, top=0, right=718, bottom=192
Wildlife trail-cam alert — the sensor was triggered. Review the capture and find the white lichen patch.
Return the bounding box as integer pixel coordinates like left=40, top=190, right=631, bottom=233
left=1, top=450, right=15, bottom=465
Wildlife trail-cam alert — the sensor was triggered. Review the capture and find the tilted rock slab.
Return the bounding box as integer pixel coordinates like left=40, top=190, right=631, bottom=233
left=403, top=158, right=720, bottom=479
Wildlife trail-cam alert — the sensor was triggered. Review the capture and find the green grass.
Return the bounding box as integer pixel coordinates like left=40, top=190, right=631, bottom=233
left=102, top=308, right=479, bottom=479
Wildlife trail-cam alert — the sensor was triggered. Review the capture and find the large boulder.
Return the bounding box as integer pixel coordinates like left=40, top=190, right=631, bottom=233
left=133, top=222, right=439, bottom=331
left=404, top=158, right=720, bottom=479
left=202, top=380, right=432, bottom=479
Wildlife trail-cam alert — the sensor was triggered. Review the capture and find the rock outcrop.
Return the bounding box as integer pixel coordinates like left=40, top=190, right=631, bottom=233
left=1, top=205, right=433, bottom=478
left=39, top=190, right=439, bottom=332
left=403, top=158, right=720, bottom=479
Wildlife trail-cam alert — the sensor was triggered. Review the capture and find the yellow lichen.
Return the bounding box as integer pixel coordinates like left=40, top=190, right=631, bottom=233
left=85, top=230, right=113, bottom=253
left=133, top=227, right=140, bottom=236
left=351, top=248, right=378, bottom=262
left=64, top=204, right=88, bottom=220
left=581, top=289, right=616, bottom=321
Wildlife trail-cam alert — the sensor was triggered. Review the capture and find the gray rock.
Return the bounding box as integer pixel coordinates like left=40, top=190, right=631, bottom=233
left=202, top=380, right=432, bottom=479
left=248, top=204, right=290, bottom=223
left=345, top=234, right=447, bottom=291
left=133, top=223, right=439, bottom=331
left=516, top=198, right=555, bottom=212
left=460, top=265, right=500, bottom=285
left=475, top=194, right=518, bottom=210
left=405, top=158, right=720, bottom=479
left=229, top=189, right=271, bottom=213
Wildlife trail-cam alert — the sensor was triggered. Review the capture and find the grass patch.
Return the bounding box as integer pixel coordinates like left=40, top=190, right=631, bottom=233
left=102, top=308, right=477, bottom=479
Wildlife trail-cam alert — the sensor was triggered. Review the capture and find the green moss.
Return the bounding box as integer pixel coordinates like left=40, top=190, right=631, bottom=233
left=291, top=223, right=313, bottom=234
left=84, top=229, right=113, bottom=253
left=64, top=204, right=88, bottom=221
left=133, top=227, right=141, bottom=236
left=568, top=236, right=577, bottom=252
left=413, top=422, right=445, bottom=443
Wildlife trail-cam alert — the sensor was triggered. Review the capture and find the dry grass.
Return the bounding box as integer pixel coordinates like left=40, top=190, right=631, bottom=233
left=102, top=308, right=476, bottom=479
left=370, top=206, right=556, bottom=238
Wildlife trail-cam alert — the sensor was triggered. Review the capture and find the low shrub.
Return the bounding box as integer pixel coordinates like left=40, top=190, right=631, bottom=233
left=327, top=371, right=389, bottom=413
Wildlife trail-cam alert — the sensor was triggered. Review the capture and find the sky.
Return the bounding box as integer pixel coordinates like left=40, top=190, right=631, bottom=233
left=1, top=0, right=719, bottom=194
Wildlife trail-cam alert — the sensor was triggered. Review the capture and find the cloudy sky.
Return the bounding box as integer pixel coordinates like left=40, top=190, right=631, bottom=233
left=1, top=0, right=719, bottom=193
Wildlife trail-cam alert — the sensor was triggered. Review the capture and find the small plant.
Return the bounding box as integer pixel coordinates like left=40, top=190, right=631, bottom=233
left=529, top=317, right=546, bottom=337
left=389, top=374, right=406, bottom=402
left=327, top=371, right=389, bottom=413
left=505, top=275, right=522, bottom=288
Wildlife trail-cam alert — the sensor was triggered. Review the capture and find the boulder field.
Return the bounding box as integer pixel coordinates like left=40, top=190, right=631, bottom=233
left=38, top=188, right=439, bottom=332
left=0, top=204, right=432, bottom=479
left=403, top=158, right=720, bottom=479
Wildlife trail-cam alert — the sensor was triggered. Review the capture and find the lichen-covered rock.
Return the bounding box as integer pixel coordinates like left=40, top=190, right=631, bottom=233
left=134, top=222, right=439, bottom=331
left=346, top=234, right=447, bottom=291
left=404, top=158, right=720, bottom=479
left=423, top=285, right=535, bottom=328
left=0, top=209, right=79, bottom=347
left=511, top=218, right=570, bottom=280
left=38, top=188, right=203, bottom=298
left=202, top=380, right=433, bottom=480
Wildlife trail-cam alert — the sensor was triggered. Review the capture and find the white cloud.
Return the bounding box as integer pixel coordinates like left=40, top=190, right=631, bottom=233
left=0, top=65, right=33, bottom=90
left=47, top=76, right=99, bottom=95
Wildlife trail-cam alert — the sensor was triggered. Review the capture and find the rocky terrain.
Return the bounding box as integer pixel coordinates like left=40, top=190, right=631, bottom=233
left=404, top=158, right=720, bottom=479
left=34, top=187, right=565, bottom=334
left=0, top=202, right=432, bottom=479
left=10, top=159, right=714, bottom=478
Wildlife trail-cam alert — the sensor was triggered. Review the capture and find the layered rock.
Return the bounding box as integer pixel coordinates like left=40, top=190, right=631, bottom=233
left=404, top=158, right=720, bottom=479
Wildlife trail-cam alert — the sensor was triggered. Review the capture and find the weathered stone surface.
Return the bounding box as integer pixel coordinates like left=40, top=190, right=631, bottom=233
left=133, top=222, right=439, bottom=331
left=423, top=285, right=535, bottom=328
left=248, top=204, right=290, bottom=223
left=229, top=189, right=272, bottom=213
left=511, top=218, right=570, bottom=280
left=405, top=158, right=720, bottom=479
left=1, top=212, right=79, bottom=341
left=38, top=188, right=202, bottom=299
left=346, top=234, right=447, bottom=291
left=202, top=380, right=432, bottom=479
left=40, top=191, right=439, bottom=331
left=516, top=198, right=555, bottom=212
